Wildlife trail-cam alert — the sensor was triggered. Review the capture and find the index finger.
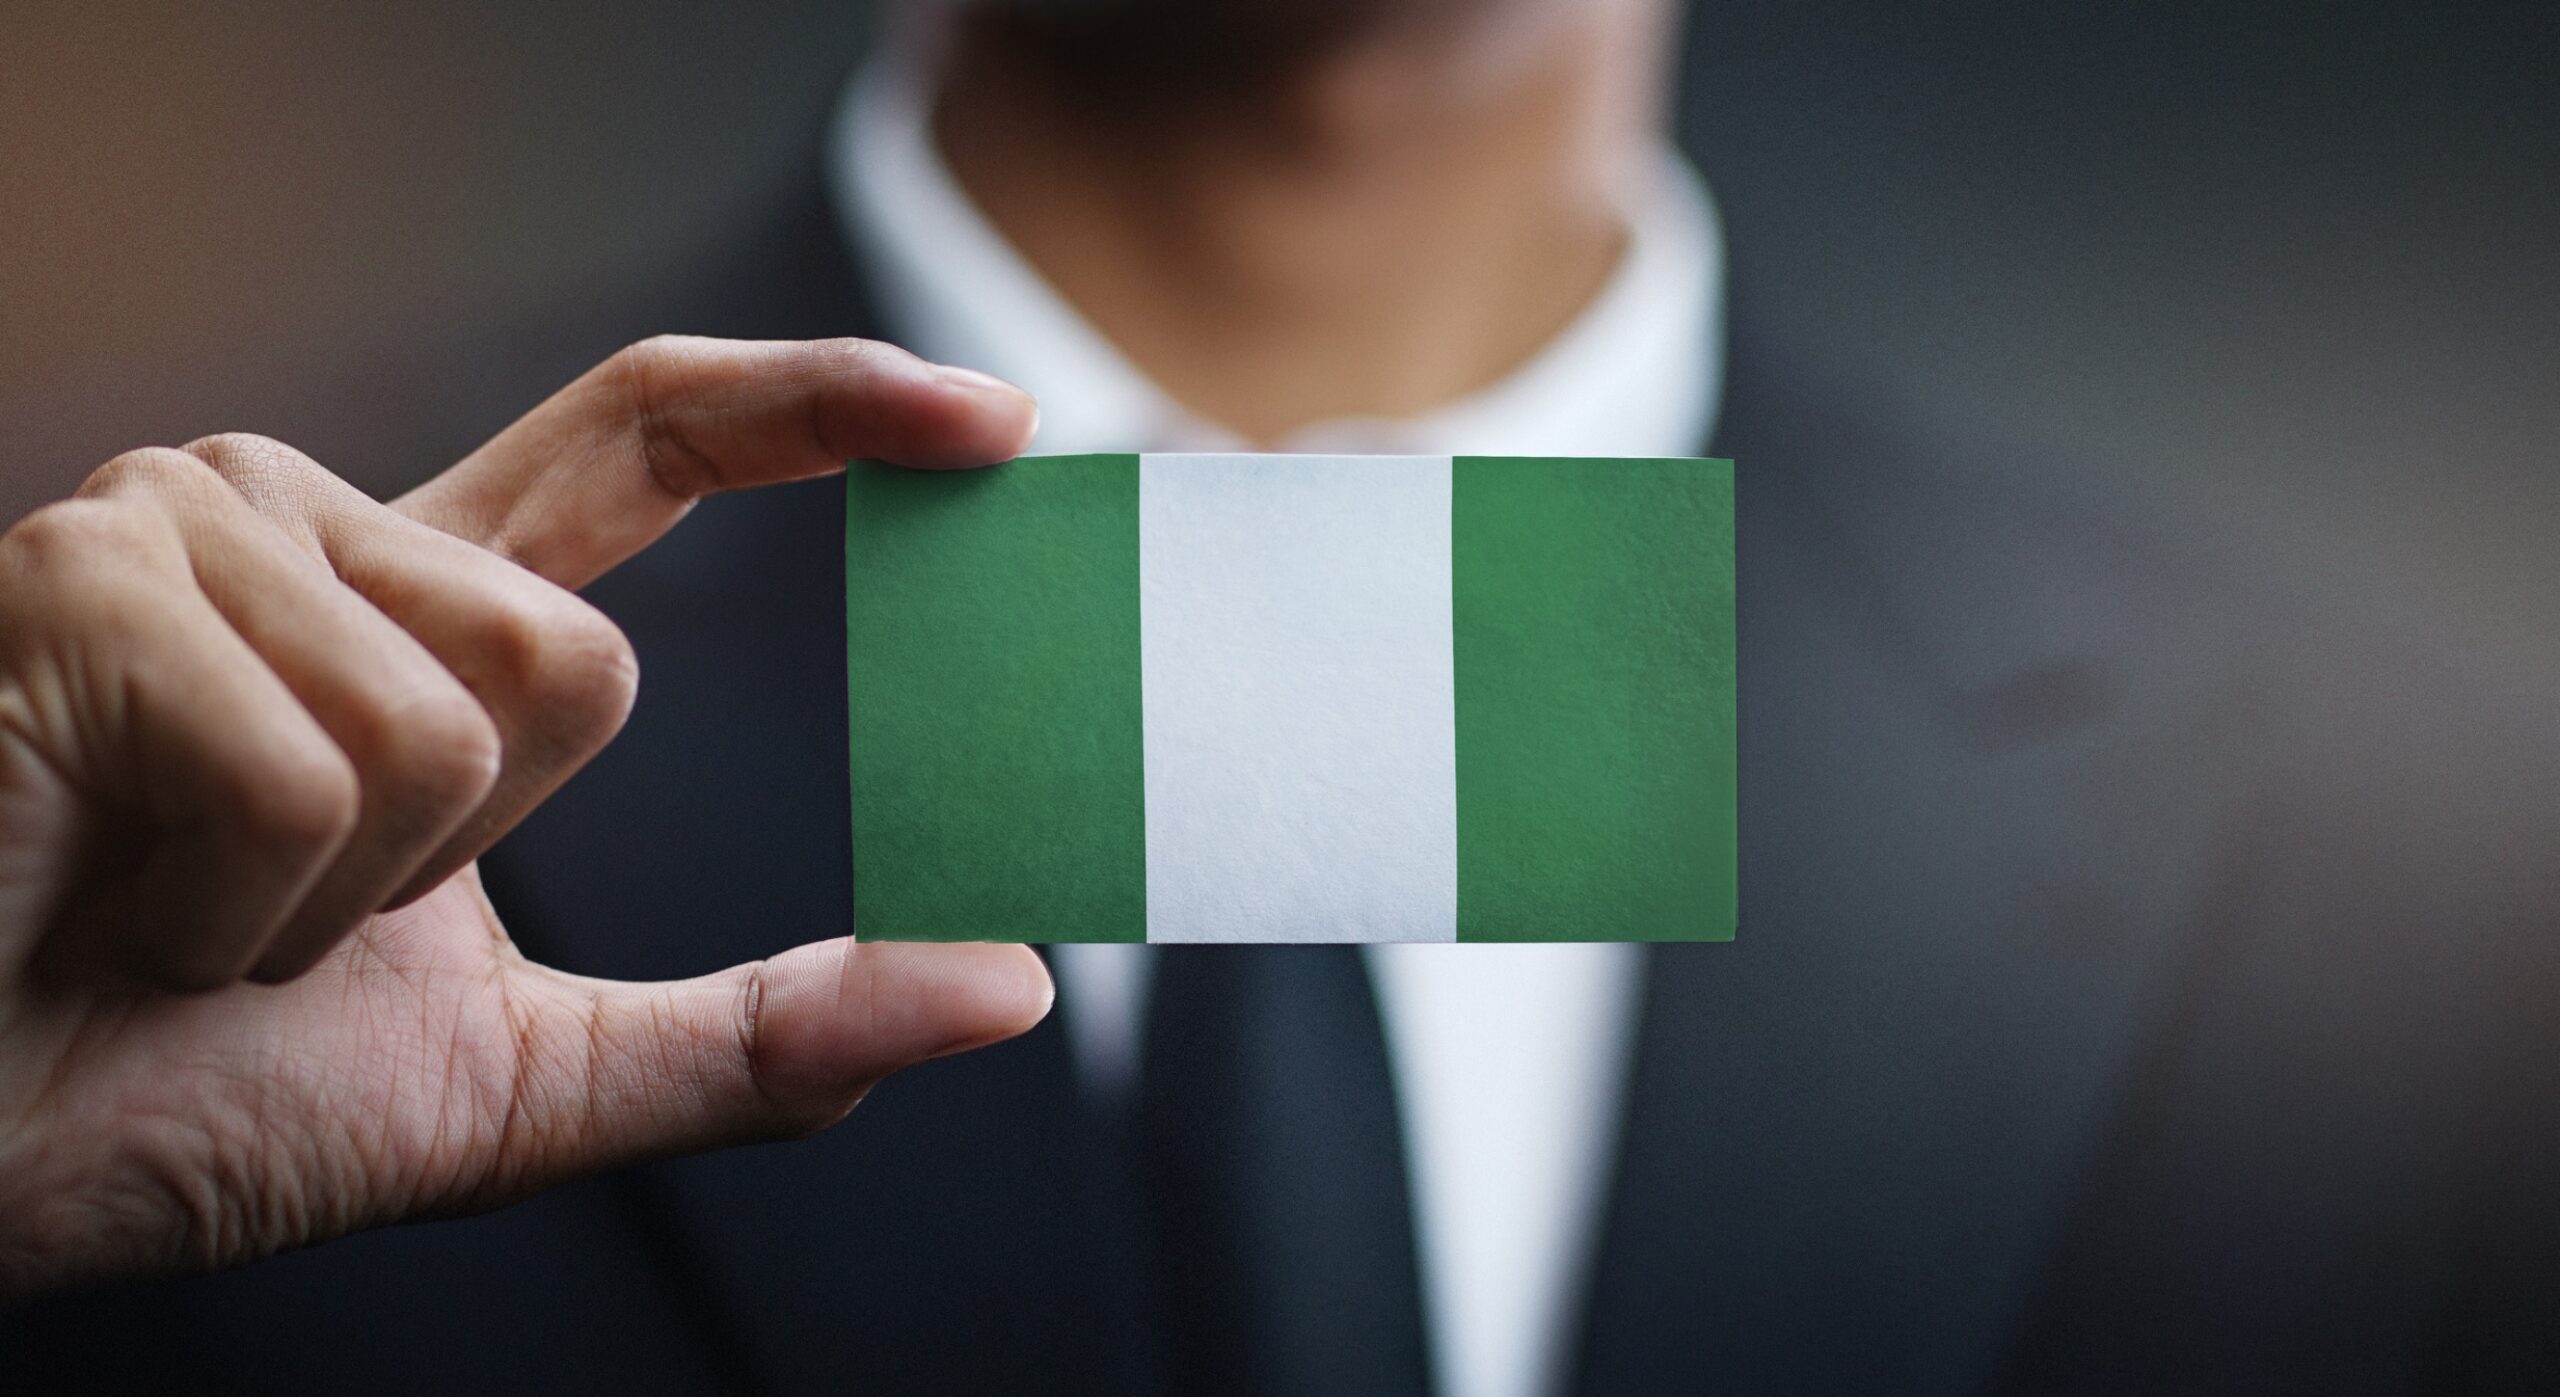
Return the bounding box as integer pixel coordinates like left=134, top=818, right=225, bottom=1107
left=394, top=336, right=1038, bottom=589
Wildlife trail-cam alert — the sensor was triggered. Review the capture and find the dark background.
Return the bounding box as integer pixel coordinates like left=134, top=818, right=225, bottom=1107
left=5, top=0, right=2556, bottom=658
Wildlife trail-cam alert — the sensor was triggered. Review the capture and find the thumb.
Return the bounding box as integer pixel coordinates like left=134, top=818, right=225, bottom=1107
left=482, top=938, right=1052, bottom=1190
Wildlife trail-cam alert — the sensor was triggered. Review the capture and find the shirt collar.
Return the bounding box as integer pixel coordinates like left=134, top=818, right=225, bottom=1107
left=826, top=54, right=1725, bottom=458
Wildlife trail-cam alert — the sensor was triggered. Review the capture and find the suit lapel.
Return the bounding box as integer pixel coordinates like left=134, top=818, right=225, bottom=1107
left=1572, top=316, right=2219, bottom=1392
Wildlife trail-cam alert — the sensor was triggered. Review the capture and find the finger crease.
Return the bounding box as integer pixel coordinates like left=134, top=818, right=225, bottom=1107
left=737, top=961, right=780, bottom=1113
left=618, top=350, right=718, bottom=506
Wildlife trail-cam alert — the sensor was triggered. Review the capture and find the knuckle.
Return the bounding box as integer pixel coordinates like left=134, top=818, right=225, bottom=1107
left=0, top=499, right=180, bottom=593
left=180, top=432, right=293, bottom=474
left=232, top=742, right=362, bottom=859
left=77, top=446, right=221, bottom=503
left=181, top=433, right=322, bottom=510
left=612, top=333, right=706, bottom=378
left=484, top=596, right=640, bottom=746
left=369, top=686, right=505, bottom=809
left=0, top=503, right=190, bottom=660
left=5, top=497, right=132, bottom=559
left=610, top=335, right=718, bottom=502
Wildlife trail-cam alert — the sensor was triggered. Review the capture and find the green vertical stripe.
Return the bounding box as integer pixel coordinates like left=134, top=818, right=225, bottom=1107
left=846, top=454, right=1147, bottom=941
left=1451, top=456, right=1736, bottom=942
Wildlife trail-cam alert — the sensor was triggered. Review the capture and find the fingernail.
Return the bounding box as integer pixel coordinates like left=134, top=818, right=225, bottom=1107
left=924, top=944, right=1055, bottom=1059
left=933, top=363, right=1027, bottom=398
left=930, top=364, right=1039, bottom=455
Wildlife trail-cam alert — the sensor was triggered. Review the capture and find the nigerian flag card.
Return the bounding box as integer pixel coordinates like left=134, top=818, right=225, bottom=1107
left=846, top=453, right=1734, bottom=943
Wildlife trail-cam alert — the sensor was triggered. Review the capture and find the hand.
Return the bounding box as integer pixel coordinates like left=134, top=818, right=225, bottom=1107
left=0, top=336, right=1052, bottom=1301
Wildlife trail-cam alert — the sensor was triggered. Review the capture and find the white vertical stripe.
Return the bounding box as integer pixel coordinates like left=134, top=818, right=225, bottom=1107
left=1138, top=454, right=1458, bottom=944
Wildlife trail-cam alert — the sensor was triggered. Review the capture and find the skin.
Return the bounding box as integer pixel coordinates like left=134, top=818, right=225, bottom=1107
left=938, top=0, right=1677, bottom=441
left=0, top=336, right=1053, bottom=1300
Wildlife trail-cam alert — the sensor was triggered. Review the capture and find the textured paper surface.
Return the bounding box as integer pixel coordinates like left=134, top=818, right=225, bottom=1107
left=1449, top=456, right=1737, bottom=941
left=845, top=454, right=1147, bottom=941
left=1140, top=454, right=1458, bottom=943
left=846, top=453, right=1735, bottom=943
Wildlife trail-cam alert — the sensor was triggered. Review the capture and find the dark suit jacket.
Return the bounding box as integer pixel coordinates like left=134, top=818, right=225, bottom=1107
left=8, top=166, right=2556, bottom=1395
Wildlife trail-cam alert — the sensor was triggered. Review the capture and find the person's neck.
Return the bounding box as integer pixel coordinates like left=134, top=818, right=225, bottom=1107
left=933, top=9, right=1664, bottom=445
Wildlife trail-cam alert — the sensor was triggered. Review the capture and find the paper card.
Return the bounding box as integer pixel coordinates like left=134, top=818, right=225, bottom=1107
left=847, top=453, right=1735, bottom=943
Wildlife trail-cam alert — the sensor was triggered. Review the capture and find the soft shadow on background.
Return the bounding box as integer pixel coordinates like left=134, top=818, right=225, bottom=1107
left=5, top=0, right=2556, bottom=655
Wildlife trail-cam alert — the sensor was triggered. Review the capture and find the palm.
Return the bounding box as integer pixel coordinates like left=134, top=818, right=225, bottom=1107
left=3, top=863, right=584, bottom=1283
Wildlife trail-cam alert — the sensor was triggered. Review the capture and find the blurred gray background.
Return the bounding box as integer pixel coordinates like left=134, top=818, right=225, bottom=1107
left=6, top=1, right=2555, bottom=652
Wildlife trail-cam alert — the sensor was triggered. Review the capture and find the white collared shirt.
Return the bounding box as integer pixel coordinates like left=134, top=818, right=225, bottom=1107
left=829, top=54, right=1725, bottom=1397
